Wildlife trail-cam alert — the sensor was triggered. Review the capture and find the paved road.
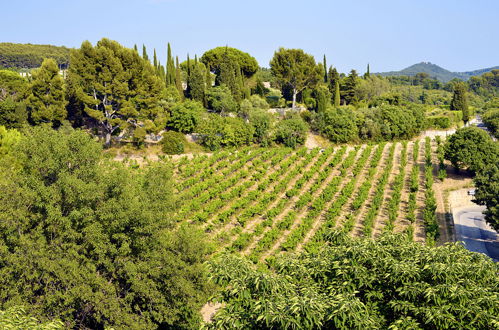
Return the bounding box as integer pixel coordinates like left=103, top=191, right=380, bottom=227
left=453, top=206, right=499, bottom=262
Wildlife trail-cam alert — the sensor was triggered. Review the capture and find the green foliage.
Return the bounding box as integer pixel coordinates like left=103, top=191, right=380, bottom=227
left=314, top=85, right=330, bottom=113
left=161, top=130, right=186, bottom=154
left=0, top=43, right=70, bottom=69
left=0, top=306, right=63, bottom=329
left=200, top=46, right=258, bottom=78
left=315, top=107, right=358, bottom=143
left=168, top=100, right=204, bottom=133
left=208, top=233, right=499, bottom=329
left=67, top=38, right=166, bottom=145
left=482, top=107, right=499, bottom=138
left=196, top=114, right=254, bottom=150
left=270, top=48, right=321, bottom=108
left=187, top=61, right=206, bottom=102
left=450, top=82, right=470, bottom=122
left=0, top=126, right=212, bottom=328
left=343, top=69, right=359, bottom=104
left=0, top=97, right=27, bottom=128
left=166, top=43, right=175, bottom=86
left=0, top=70, right=29, bottom=128
left=444, top=126, right=498, bottom=173
left=274, top=115, right=308, bottom=148
left=426, top=115, right=451, bottom=129
left=206, top=85, right=238, bottom=113
left=0, top=125, right=21, bottom=159
left=25, top=58, right=67, bottom=125
left=248, top=109, right=274, bottom=146
left=473, top=163, right=499, bottom=232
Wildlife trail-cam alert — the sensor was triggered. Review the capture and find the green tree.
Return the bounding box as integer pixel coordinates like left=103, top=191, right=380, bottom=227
left=0, top=306, right=63, bottom=329
left=364, top=63, right=370, bottom=78
left=343, top=69, right=359, bottom=105
left=207, top=232, right=499, bottom=329
left=450, top=82, right=470, bottom=123
left=0, top=71, right=28, bottom=128
left=334, top=80, right=340, bottom=107
left=142, top=44, right=148, bottom=61
left=444, top=126, right=498, bottom=173
left=0, top=126, right=213, bottom=328
left=249, top=109, right=274, bottom=146
left=316, top=107, right=358, bottom=143
left=161, top=130, right=186, bottom=154
left=153, top=48, right=158, bottom=69
left=314, top=85, right=330, bottom=113
left=274, top=115, right=308, bottom=148
left=323, top=55, right=328, bottom=83
left=175, top=56, right=184, bottom=100
left=187, top=60, right=205, bottom=103
left=270, top=48, right=321, bottom=109
left=473, top=163, right=499, bottom=231
left=206, top=85, right=238, bottom=114
left=167, top=100, right=204, bottom=133
left=25, top=58, right=67, bottom=125
left=196, top=113, right=254, bottom=150
left=216, top=52, right=242, bottom=101
left=166, top=42, right=175, bottom=86
left=67, top=39, right=165, bottom=146
left=200, top=46, right=258, bottom=78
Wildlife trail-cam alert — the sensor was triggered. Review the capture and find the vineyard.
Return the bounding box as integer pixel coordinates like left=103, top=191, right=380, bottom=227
left=172, top=139, right=441, bottom=262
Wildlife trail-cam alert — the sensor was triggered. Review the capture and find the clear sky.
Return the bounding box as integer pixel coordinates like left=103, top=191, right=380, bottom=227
left=1, top=0, right=498, bottom=73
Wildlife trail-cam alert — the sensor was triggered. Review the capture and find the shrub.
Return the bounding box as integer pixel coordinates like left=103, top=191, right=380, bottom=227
left=161, top=131, right=186, bottom=154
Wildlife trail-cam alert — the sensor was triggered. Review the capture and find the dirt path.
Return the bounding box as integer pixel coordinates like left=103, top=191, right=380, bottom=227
left=413, top=139, right=427, bottom=242
left=373, top=142, right=402, bottom=237
left=350, top=143, right=391, bottom=237
left=394, top=141, right=416, bottom=233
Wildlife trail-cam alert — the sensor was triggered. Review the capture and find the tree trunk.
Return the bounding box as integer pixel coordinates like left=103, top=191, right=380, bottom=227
left=292, top=89, right=297, bottom=109
left=105, top=132, right=111, bottom=147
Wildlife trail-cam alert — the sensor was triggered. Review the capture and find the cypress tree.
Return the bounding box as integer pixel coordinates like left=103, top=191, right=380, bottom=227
left=188, top=61, right=205, bottom=103
left=450, top=82, right=470, bottom=123
left=205, top=65, right=212, bottom=89
left=153, top=49, right=158, bottom=69
left=142, top=45, right=149, bottom=62
left=334, top=80, right=340, bottom=107
left=328, top=66, right=340, bottom=93
left=133, top=44, right=138, bottom=53
left=323, top=55, right=328, bottom=83
left=364, top=63, right=370, bottom=79
left=217, top=52, right=241, bottom=101
left=344, top=70, right=358, bottom=104
left=186, top=54, right=191, bottom=77
left=175, top=56, right=184, bottom=100
left=166, top=43, right=175, bottom=86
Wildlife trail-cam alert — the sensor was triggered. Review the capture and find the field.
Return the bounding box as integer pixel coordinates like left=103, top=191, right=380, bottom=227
left=171, top=138, right=441, bottom=263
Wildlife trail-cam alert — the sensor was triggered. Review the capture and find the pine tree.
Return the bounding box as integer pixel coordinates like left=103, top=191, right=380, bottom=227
left=142, top=45, right=149, bottom=62
left=450, top=82, right=470, bottom=123
left=26, top=58, right=67, bottom=124
left=334, top=80, right=340, bottom=107
left=166, top=43, right=175, bottom=86
left=175, top=56, right=184, bottom=100
left=323, top=55, right=328, bottom=83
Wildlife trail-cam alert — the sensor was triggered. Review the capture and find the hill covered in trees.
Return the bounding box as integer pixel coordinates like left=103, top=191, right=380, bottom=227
left=0, top=42, right=70, bottom=69
left=378, top=62, right=499, bottom=82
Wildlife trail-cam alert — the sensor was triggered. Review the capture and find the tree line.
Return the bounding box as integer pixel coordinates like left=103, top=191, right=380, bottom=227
left=0, top=38, right=492, bottom=153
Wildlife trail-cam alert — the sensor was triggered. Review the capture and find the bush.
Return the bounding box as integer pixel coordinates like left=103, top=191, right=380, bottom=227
left=161, top=131, right=186, bottom=154
left=167, top=100, right=204, bottom=133
left=427, top=115, right=451, bottom=129
left=274, top=115, right=308, bottom=148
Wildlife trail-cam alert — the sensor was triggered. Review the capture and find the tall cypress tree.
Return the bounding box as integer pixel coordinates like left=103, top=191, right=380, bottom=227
left=217, top=52, right=241, bottom=101
left=187, top=60, right=205, bottom=103
left=323, top=55, right=328, bottom=83
left=205, top=65, right=212, bottom=89
left=334, top=80, right=340, bottom=107
left=364, top=63, right=370, bottom=79
left=142, top=45, right=149, bottom=62
left=133, top=44, right=138, bottom=53
left=328, top=66, right=340, bottom=93
left=450, top=82, right=470, bottom=123
left=166, top=43, right=175, bottom=86
left=175, top=56, right=184, bottom=100
left=153, top=49, right=158, bottom=70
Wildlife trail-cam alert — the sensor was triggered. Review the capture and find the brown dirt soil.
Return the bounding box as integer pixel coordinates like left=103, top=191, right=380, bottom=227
left=373, top=142, right=403, bottom=237
left=413, top=139, right=427, bottom=242
left=350, top=143, right=391, bottom=237
left=393, top=141, right=416, bottom=234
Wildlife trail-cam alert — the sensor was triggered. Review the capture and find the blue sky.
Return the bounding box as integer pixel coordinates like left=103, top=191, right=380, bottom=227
left=1, top=0, right=498, bottom=73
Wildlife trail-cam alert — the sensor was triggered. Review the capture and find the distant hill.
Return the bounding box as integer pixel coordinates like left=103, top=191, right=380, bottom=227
left=377, top=62, right=499, bottom=82
left=0, top=43, right=70, bottom=70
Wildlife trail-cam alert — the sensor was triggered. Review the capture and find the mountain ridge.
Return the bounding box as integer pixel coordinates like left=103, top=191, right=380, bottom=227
left=376, top=62, right=499, bottom=82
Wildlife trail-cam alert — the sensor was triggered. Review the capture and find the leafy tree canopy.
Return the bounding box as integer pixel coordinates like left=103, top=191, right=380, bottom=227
left=207, top=232, right=499, bottom=329
left=444, top=126, right=498, bottom=173
left=0, top=126, right=212, bottom=329
left=200, top=46, right=258, bottom=78
left=473, top=163, right=499, bottom=231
